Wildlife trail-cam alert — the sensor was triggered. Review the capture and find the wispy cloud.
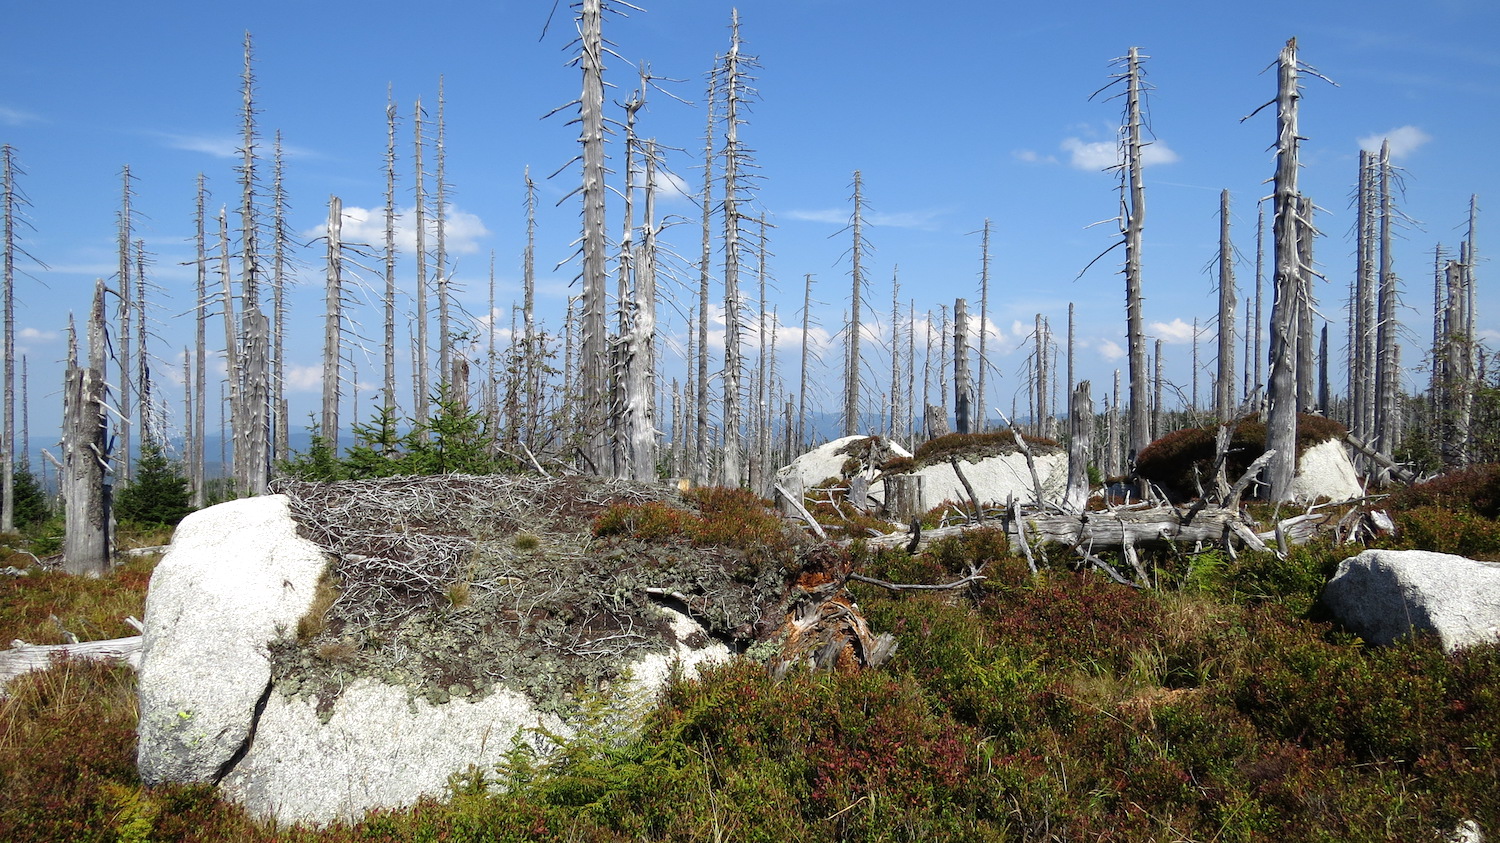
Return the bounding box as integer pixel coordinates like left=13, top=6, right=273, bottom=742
left=784, top=208, right=849, bottom=225
left=0, top=105, right=44, bottom=126
left=783, top=207, right=945, bottom=231
left=306, top=203, right=491, bottom=255
left=1357, top=125, right=1433, bottom=160
left=1013, top=148, right=1059, bottom=165
left=151, top=130, right=317, bottom=159
left=1061, top=136, right=1179, bottom=171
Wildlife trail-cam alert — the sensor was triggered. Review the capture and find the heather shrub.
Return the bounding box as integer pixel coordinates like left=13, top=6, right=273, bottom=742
left=0, top=660, right=142, bottom=843
left=1136, top=413, right=1348, bottom=499
left=1392, top=505, right=1500, bottom=559
left=1388, top=463, right=1500, bottom=518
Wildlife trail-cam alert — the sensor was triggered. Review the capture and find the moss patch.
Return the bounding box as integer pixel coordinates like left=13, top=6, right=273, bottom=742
left=899, top=431, right=1063, bottom=473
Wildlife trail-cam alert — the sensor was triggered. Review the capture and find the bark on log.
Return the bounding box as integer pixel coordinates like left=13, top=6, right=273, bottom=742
left=1, top=635, right=142, bottom=687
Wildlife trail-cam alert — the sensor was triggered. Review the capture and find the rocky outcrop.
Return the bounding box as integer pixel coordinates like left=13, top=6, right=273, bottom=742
left=136, top=495, right=328, bottom=785
left=216, top=604, right=728, bottom=824
left=774, top=435, right=912, bottom=504
left=1290, top=439, right=1364, bottom=502
left=1320, top=549, right=1500, bottom=652
left=891, top=450, right=1067, bottom=515
left=136, top=489, right=738, bottom=826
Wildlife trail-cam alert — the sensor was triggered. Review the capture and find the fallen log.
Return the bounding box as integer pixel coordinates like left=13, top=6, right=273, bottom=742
left=861, top=503, right=1276, bottom=558
left=1, top=635, right=143, bottom=688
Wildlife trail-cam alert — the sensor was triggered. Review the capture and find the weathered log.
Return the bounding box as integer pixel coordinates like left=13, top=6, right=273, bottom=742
left=0, top=635, right=143, bottom=687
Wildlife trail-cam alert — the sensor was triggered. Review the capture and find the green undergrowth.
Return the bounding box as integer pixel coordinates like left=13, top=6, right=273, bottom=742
left=4, top=487, right=1500, bottom=841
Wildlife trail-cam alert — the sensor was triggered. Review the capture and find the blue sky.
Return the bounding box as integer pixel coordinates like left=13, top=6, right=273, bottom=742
left=2, top=0, right=1497, bottom=450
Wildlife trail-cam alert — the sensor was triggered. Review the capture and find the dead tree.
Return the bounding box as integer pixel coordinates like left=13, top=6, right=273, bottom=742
left=271, top=133, right=290, bottom=463
left=1373, top=140, right=1401, bottom=464
left=575, top=0, right=610, bottom=473
left=843, top=170, right=872, bottom=437
left=977, top=220, right=992, bottom=434
left=1253, top=37, right=1314, bottom=501
left=953, top=298, right=972, bottom=434
left=382, top=89, right=400, bottom=419
left=64, top=281, right=111, bottom=576
left=889, top=269, right=902, bottom=439
left=797, top=274, right=815, bottom=449
left=1065, top=380, right=1093, bottom=512
left=322, top=196, right=344, bottom=453
left=435, top=78, right=452, bottom=398
left=217, top=208, right=239, bottom=488
left=621, top=142, right=661, bottom=482
left=412, top=98, right=431, bottom=430
left=1101, top=47, right=1153, bottom=460
left=1, top=145, right=27, bottom=533
left=1295, top=196, right=1317, bottom=412
left=1215, top=189, right=1237, bottom=420
left=1350, top=151, right=1375, bottom=451
left=116, top=166, right=136, bottom=483
left=716, top=10, right=758, bottom=483
left=694, top=74, right=716, bottom=482
left=191, top=176, right=208, bottom=507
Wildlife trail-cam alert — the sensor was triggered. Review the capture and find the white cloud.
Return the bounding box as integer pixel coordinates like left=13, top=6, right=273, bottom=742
left=284, top=364, right=325, bottom=392
left=19, top=327, right=57, bottom=341
left=307, top=203, right=491, bottom=256
left=1095, top=338, right=1125, bottom=361
left=1061, top=136, right=1180, bottom=171
left=1149, top=318, right=1198, bottom=343
left=0, top=105, right=43, bottom=126
left=1358, top=125, right=1433, bottom=160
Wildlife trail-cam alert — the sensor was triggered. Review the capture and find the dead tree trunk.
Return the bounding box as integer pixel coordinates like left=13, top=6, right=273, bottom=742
left=413, top=97, right=431, bottom=430
left=1121, top=47, right=1151, bottom=461
left=977, top=220, right=992, bottom=434
left=1263, top=37, right=1304, bottom=501
left=844, top=170, right=869, bottom=437
left=1065, top=380, right=1093, bottom=512
left=1373, top=140, right=1401, bottom=465
left=64, top=281, right=111, bottom=577
left=271, top=133, right=290, bottom=463
left=191, top=175, right=207, bottom=507
left=953, top=298, right=972, bottom=435
left=322, top=195, right=343, bottom=454
left=117, top=166, right=134, bottom=483
left=1215, top=189, right=1237, bottom=420
left=382, top=90, right=400, bottom=419
left=1, top=145, right=17, bottom=533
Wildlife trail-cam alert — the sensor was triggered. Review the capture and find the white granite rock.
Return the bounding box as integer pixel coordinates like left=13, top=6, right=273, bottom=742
left=1291, top=439, right=1364, bottom=502
left=136, top=495, right=328, bottom=786
left=1321, top=549, right=1500, bottom=652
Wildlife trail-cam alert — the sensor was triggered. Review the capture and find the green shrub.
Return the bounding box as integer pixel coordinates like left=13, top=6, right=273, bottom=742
left=113, top=440, right=194, bottom=529
left=1392, top=505, right=1500, bottom=559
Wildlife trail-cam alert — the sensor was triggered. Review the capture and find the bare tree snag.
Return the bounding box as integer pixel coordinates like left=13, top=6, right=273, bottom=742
left=953, top=298, right=971, bottom=434
left=1215, top=189, right=1237, bottom=420
left=1065, top=380, right=1093, bottom=512
left=63, top=280, right=111, bottom=577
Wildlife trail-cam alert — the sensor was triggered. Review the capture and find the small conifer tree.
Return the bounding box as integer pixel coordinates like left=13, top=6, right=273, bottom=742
left=114, top=440, right=193, bottom=528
